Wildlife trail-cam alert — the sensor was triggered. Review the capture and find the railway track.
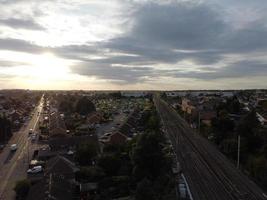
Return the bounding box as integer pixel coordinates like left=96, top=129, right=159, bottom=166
left=154, top=95, right=266, bottom=200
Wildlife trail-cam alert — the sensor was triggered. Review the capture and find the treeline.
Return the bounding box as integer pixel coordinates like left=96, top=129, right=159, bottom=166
left=0, top=116, right=12, bottom=143
left=58, top=96, right=96, bottom=115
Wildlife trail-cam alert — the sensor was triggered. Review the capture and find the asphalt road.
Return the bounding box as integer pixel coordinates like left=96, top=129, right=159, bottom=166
left=0, top=96, right=43, bottom=200
left=154, top=94, right=267, bottom=200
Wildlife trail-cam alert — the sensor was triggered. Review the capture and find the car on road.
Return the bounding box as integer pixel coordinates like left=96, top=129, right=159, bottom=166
left=10, top=144, right=17, bottom=151
left=27, top=166, right=43, bottom=174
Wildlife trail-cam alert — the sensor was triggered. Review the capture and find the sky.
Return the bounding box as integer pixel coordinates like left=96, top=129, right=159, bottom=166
left=0, top=0, right=267, bottom=90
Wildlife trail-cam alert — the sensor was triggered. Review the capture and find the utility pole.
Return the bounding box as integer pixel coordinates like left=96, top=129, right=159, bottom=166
left=198, top=111, right=201, bottom=133
left=28, top=138, right=30, bottom=164
left=237, top=135, right=240, bottom=169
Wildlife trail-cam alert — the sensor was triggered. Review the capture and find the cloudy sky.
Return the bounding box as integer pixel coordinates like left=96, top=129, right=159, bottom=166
left=0, top=0, right=267, bottom=90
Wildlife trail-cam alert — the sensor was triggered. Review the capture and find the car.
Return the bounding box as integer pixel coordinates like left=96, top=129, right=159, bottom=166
left=31, top=134, right=37, bottom=141
left=29, top=160, right=45, bottom=168
left=0, top=144, right=5, bottom=151
left=27, top=166, right=43, bottom=174
left=10, top=144, right=17, bottom=151
left=28, top=129, right=33, bottom=135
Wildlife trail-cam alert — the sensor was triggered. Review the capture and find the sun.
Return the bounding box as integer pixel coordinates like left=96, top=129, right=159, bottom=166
left=28, top=53, right=70, bottom=81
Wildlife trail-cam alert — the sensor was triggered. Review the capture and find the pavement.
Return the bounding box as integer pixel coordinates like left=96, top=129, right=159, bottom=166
left=0, top=96, right=43, bottom=200
left=154, top=94, right=267, bottom=200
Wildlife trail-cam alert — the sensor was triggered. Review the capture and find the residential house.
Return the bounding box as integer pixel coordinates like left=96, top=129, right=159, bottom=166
left=87, top=111, right=103, bottom=127
left=181, top=98, right=197, bottom=115
left=27, top=155, right=79, bottom=200
left=49, top=112, right=67, bottom=138
left=200, top=111, right=217, bottom=126
left=99, top=131, right=128, bottom=145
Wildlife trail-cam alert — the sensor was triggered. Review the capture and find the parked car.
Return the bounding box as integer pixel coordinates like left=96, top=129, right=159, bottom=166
left=10, top=144, right=17, bottom=151
left=31, top=134, right=37, bottom=141
left=29, top=160, right=45, bottom=168
left=28, top=129, right=33, bottom=136
left=27, top=166, right=43, bottom=174
left=0, top=144, right=5, bottom=151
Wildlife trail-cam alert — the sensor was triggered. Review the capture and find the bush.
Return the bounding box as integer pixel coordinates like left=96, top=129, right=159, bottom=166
left=14, top=179, right=30, bottom=200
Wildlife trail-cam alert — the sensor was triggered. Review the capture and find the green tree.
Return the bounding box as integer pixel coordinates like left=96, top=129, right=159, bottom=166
left=98, top=154, right=121, bottom=176
left=14, top=179, right=30, bottom=200
left=237, top=110, right=259, bottom=137
left=75, top=97, right=96, bottom=116
left=75, top=166, right=105, bottom=182
left=236, top=110, right=263, bottom=157
left=135, top=178, right=156, bottom=200
left=58, top=99, right=73, bottom=113
left=75, top=143, right=98, bottom=166
left=211, top=114, right=235, bottom=144
left=0, top=116, right=12, bottom=143
left=247, top=155, right=267, bottom=183
left=132, top=132, right=168, bottom=181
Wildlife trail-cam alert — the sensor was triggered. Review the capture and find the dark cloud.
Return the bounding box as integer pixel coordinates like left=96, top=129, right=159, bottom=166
left=72, top=61, right=154, bottom=84
left=168, top=60, right=267, bottom=80
left=130, top=2, right=226, bottom=50
left=0, top=38, right=46, bottom=53
left=0, top=61, right=27, bottom=67
left=222, top=21, right=267, bottom=53
left=0, top=18, right=45, bottom=30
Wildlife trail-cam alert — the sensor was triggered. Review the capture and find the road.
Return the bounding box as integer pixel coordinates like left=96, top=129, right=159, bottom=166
left=154, top=94, right=267, bottom=200
left=0, top=95, right=43, bottom=200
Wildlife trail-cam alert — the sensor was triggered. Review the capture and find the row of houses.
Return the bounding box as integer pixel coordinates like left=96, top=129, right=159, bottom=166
left=99, top=109, right=142, bottom=146
left=0, top=91, right=39, bottom=143
left=169, top=90, right=267, bottom=128
left=26, top=95, right=100, bottom=199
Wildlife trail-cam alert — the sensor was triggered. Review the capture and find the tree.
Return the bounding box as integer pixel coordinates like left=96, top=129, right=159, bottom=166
left=75, top=97, right=96, bottom=116
left=109, top=92, right=122, bottom=99
left=132, top=132, right=168, bottom=181
left=211, top=115, right=235, bottom=144
left=75, top=166, right=105, bottom=182
left=227, top=96, right=241, bottom=114
left=75, top=143, right=98, bottom=166
left=58, top=99, right=73, bottom=113
left=14, top=179, right=30, bottom=200
left=0, top=116, right=12, bottom=143
left=247, top=155, right=267, bottom=184
left=140, top=108, right=160, bottom=131
left=135, top=178, right=155, bottom=200
left=98, top=154, right=121, bottom=176
left=237, top=110, right=259, bottom=137
left=236, top=110, right=263, bottom=158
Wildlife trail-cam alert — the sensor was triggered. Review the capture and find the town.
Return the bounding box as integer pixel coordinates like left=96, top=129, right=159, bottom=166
left=0, top=89, right=267, bottom=200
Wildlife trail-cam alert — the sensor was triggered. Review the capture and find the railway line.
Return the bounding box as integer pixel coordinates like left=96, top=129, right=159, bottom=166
left=154, top=95, right=266, bottom=200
